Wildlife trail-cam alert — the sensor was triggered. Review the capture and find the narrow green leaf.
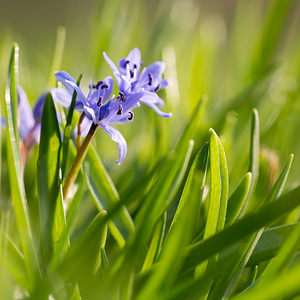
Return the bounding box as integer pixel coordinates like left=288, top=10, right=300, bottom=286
left=137, top=143, right=209, bottom=300
left=70, top=284, right=81, bottom=300
left=0, top=232, right=27, bottom=289
left=60, top=211, right=108, bottom=279
left=47, top=26, right=66, bottom=88
left=248, top=223, right=298, bottom=266
left=52, top=185, right=67, bottom=256
left=208, top=153, right=294, bottom=299
left=216, top=135, right=229, bottom=231
left=231, top=259, right=300, bottom=300
left=203, top=129, right=221, bottom=239
left=37, top=93, right=62, bottom=260
left=61, top=74, right=82, bottom=178
left=3, top=44, right=38, bottom=282
left=141, top=212, right=167, bottom=272
left=226, top=173, right=252, bottom=226
left=51, top=174, right=84, bottom=270
left=84, top=144, right=134, bottom=248
left=240, top=108, right=259, bottom=215
left=182, top=185, right=300, bottom=272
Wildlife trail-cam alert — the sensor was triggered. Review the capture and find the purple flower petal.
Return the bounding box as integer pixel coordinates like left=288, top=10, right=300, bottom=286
left=74, top=117, right=93, bottom=138
left=103, top=52, right=119, bottom=74
left=138, top=91, right=172, bottom=118
left=32, top=92, right=47, bottom=122
left=55, top=71, right=77, bottom=95
left=51, top=87, right=74, bottom=108
left=100, top=124, right=127, bottom=164
left=17, top=86, right=35, bottom=141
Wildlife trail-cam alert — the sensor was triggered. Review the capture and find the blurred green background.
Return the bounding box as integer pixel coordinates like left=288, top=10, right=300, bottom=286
left=1, top=0, right=300, bottom=196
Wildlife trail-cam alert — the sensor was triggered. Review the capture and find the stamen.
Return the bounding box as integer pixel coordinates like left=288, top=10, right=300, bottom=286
left=117, top=91, right=126, bottom=102
left=97, top=96, right=103, bottom=106
left=128, top=111, right=134, bottom=121
left=123, top=60, right=130, bottom=68
left=133, top=64, right=137, bottom=69
left=95, top=81, right=103, bottom=89
left=130, top=70, right=134, bottom=78
left=148, top=73, right=153, bottom=86
left=101, top=84, right=109, bottom=89
left=117, top=104, right=123, bottom=115
left=154, top=84, right=160, bottom=92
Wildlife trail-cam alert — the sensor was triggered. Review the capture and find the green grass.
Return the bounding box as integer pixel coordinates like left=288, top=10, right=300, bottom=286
left=1, top=0, right=300, bottom=299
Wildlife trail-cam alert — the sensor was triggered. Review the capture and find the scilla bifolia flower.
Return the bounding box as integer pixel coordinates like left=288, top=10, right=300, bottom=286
left=103, top=48, right=171, bottom=117
left=57, top=49, right=171, bottom=198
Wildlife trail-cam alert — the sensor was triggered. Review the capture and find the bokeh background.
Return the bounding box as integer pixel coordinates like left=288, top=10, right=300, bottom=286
left=1, top=0, right=300, bottom=197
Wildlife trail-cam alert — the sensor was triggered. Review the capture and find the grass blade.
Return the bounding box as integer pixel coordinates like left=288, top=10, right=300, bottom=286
left=84, top=144, right=134, bottom=248
left=37, top=93, right=62, bottom=260
left=3, top=44, right=38, bottom=283
left=226, top=173, right=252, bottom=226
left=137, top=143, right=209, bottom=300
left=141, top=212, right=167, bottom=272
left=47, top=26, right=66, bottom=88
left=183, top=184, right=300, bottom=272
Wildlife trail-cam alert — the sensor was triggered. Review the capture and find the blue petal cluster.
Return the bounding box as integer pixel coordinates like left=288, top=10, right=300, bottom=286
left=54, top=48, right=171, bottom=164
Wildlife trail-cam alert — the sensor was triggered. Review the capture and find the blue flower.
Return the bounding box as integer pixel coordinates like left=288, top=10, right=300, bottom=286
left=55, top=71, right=144, bottom=164
left=103, top=48, right=172, bottom=118
left=5, top=86, right=70, bottom=149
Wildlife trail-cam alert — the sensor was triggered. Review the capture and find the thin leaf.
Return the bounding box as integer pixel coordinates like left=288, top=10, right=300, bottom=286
left=61, top=74, right=83, bottom=178
left=3, top=43, right=38, bottom=282
left=226, top=173, right=252, bottom=226
left=248, top=223, right=298, bottom=266
left=240, top=108, right=260, bottom=215
left=136, top=142, right=209, bottom=300
left=37, top=93, right=62, bottom=260
left=141, top=212, right=167, bottom=272
left=182, top=184, right=300, bottom=272
left=84, top=144, right=134, bottom=248
left=47, top=26, right=66, bottom=88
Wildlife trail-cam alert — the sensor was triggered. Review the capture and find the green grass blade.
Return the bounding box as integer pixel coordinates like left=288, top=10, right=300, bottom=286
left=141, top=212, right=167, bottom=272
left=84, top=144, right=134, bottom=248
left=47, top=26, right=66, bottom=88
left=231, top=259, right=300, bottom=300
left=51, top=174, right=84, bottom=270
left=241, top=108, right=259, bottom=215
left=209, top=153, right=294, bottom=298
left=60, top=211, right=108, bottom=279
left=52, top=185, right=67, bottom=257
left=226, top=173, right=252, bottom=226
left=248, top=223, right=298, bottom=266
left=182, top=185, right=300, bottom=272
left=3, top=43, right=38, bottom=283
left=203, top=129, right=221, bottom=240
left=136, top=143, right=209, bottom=300
left=216, top=135, right=229, bottom=231
left=37, top=93, right=62, bottom=260
left=61, top=74, right=82, bottom=178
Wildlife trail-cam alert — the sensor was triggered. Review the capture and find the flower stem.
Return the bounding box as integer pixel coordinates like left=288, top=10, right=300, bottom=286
left=63, top=123, right=98, bottom=199
left=77, top=112, right=85, bottom=150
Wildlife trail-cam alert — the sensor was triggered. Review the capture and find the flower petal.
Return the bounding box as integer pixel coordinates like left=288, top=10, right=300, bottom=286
left=74, top=117, right=93, bottom=138
left=127, top=48, right=141, bottom=67
left=55, top=71, right=77, bottom=95
left=103, top=52, right=119, bottom=74
left=145, top=61, right=165, bottom=76
left=139, top=91, right=172, bottom=118
left=51, top=87, right=74, bottom=108
left=100, top=124, right=127, bottom=164
left=139, top=91, right=165, bottom=106
left=17, top=86, right=35, bottom=141
left=32, top=92, right=47, bottom=122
